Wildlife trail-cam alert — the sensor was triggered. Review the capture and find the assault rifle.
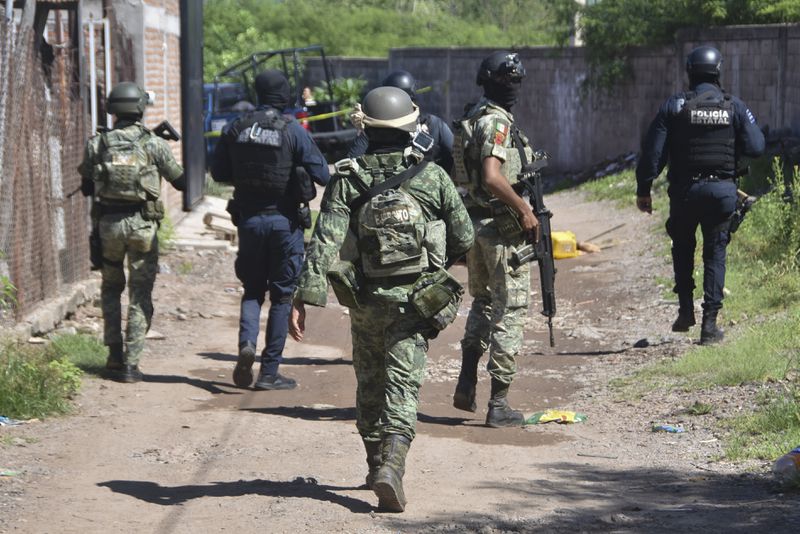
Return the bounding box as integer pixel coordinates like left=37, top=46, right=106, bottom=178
left=508, top=128, right=556, bottom=346
left=729, top=189, right=757, bottom=234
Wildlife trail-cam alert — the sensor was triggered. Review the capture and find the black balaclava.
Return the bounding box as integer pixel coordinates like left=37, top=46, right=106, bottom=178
left=483, top=79, right=521, bottom=110
left=688, top=73, right=720, bottom=90
left=255, top=69, right=290, bottom=110
left=364, top=126, right=410, bottom=154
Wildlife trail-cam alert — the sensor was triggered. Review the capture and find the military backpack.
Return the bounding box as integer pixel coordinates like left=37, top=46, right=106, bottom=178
left=93, top=127, right=160, bottom=203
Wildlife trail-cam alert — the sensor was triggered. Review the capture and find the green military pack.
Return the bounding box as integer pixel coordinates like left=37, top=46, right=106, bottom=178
left=94, top=128, right=160, bottom=203
left=357, top=187, right=428, bottom=278
left=327, top=260, right=364, bottom=308
left=410, top=268, right=464, bottom=331
left=141, top=200, right=165, bottom=222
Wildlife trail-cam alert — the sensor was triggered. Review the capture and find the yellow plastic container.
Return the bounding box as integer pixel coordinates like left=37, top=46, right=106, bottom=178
left=551, top=230, right=579, bottom=259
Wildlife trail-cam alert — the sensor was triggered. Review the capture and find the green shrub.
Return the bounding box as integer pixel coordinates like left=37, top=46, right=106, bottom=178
left=50, top=333, right=108, bottom=374
left=0, top=340, right=83, bottom=420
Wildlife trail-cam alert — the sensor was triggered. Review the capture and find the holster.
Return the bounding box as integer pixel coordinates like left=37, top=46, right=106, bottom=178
left=298, top=204, right=312, bottom=230
left=141, top=200, right=165, bottom=222
left=89, top=229, right=103, bottom=271
left=410, top=268, right=464, bottom=331
left=327, top=260, right=364, bottom=309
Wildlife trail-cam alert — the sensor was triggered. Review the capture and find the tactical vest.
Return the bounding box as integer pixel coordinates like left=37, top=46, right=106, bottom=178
left=680, top=90, right=736, bottom=174
left=349, top=159, right=446, bottom=279
left=228, top=109, right=293, bottom=197
left=451, top=103, right=482, bottom=188
left=454, top=103, right=533, bottom=208
left=94, top=126, right=160, bottom=203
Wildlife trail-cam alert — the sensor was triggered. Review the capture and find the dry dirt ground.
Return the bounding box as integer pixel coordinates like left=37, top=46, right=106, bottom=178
left=1, top=190, right=799, bottom=533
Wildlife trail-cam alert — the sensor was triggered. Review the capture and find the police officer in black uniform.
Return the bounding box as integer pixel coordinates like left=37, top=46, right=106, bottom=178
left=636, top=46, right=765, bottom=344
left=212, top=69, right=330, bottom=389
left=349, top=70, right=454, bottom=173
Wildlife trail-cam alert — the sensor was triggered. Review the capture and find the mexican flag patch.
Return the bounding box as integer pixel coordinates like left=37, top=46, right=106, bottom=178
left=494, top=121, right=508, bottom=145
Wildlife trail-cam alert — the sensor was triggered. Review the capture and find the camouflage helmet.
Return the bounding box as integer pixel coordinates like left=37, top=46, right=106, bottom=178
left=107, top=82, right=147, bottom=117
left=476, top=51, right=526, bottom=86
left=361, top=86, right=419, bottom=133
left=686, top=46, right=723, bottom=78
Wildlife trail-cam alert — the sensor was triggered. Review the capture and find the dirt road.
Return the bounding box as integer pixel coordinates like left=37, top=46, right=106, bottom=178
left=1, top=191, right=798, bottom=533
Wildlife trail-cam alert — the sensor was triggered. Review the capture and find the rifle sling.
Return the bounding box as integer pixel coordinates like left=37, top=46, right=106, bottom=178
left=510, top=125, right=530, bottom=168
left=349, top=161, right=428, bottom=213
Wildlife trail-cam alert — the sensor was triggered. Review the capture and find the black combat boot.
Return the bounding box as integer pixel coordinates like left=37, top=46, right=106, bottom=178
left=105, top=343, right=124, bottom=371
left=700, top=310, right=724, bottom=345
left=233, top=340, right=256, bottom=388
left=485, top=379, right=525, bottom=428
left=453, top=349, right=482, bottom=412
left=373, top=434, right=411, bottom=512
left=114, top=364, right=143, bottom=383
left=671, top=293, right=696, bottom=332
left=363, top=439, right=382, bottom=490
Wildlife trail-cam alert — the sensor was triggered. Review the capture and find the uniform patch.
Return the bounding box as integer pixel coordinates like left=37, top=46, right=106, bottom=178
left=746, top=108, right=756, bottom=124
left=238, top=126, right=282, bottom=146
left=690, top=108, right=731, bottom=125
left=494, top=121, right=508, bottom=145
left=111, top=153, right=137, bottom=166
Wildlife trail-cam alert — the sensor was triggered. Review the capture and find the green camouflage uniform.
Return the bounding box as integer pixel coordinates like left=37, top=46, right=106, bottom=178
left=78, top=121, right=183, bottom=365
left=295, top=153, right=473, bottom=441
left=461, top=98, right=534, bottom=386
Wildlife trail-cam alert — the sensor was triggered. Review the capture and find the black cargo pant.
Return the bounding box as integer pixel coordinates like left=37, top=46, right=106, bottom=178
left=667, top=178, right=737, bottom=312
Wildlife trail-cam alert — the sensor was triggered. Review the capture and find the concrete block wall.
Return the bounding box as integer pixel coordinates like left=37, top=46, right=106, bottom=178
left=328, top=24, right=799, bottom=173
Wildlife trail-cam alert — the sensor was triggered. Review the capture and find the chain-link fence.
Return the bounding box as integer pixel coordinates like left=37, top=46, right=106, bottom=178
left=0, top=18, right=88, bottom=321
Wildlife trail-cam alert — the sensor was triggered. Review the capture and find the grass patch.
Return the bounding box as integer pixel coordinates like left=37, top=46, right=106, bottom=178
left=580, top=168, right=669, bottom=213
left=725, top=387, right=800, bottom=461
left=0, top=339, right=83, bottom=420
left=50, top=333, right=107, bottom=374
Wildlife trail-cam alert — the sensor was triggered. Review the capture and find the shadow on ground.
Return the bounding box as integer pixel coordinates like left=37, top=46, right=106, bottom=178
left=98, top=477, right=372, bottom=513
left=143, top=373, right=240, bottom=395
left=383, top=462, right=799, bottom=533
left=196, top=352, right=352, bottom=366
left=243, top=406, right=470, bottom=427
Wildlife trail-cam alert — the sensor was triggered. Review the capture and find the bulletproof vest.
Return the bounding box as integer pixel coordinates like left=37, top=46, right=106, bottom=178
left=680, top=90, right=736, bottom=174
left=94, top=126, right=160, bottom=203
left=351, top=158, right=446, bottom=278
left=228, top=109, right=293, bottom=197
left=457, top=104, right=533, bottom=208
left=451, top=103, right=481, bottom=187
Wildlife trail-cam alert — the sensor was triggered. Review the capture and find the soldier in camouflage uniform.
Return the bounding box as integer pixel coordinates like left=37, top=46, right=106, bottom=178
left=289, top=87, right=473, bottom=512
left=78, top=82, right=185, bottom=383
left=452, top=52, right=539, bottom=427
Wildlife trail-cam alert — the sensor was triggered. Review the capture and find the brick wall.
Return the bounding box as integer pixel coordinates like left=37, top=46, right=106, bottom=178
left=142, top=0, right=183, bottom=220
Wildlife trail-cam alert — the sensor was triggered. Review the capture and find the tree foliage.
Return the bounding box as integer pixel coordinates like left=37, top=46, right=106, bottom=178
left=203, top=0, right=565, bottom=79
left=574, top=0, right=800, bottom=89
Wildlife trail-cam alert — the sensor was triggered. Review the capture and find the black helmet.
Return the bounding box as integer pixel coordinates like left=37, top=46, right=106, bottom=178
left=476, top=51, right=526, bottom=86
left=107, top=82, right=147, bottom=117
left=361, top=86, right=419, bottom=133
left=686, top=46, right=722, bottom=78
left=382, top=70, right=417, bottom=101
